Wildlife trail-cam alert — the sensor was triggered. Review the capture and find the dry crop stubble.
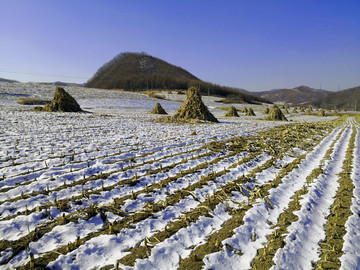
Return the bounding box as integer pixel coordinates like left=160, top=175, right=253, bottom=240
left=1, top=83, right=358, bottom=269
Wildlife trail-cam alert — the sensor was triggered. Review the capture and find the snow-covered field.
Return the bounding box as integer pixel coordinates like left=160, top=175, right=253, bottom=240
left=0, top=82, right=359, bottom=269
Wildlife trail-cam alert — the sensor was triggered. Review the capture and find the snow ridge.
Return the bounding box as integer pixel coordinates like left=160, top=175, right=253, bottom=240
left=340, top=123, right=360, bottom=269
left=202, top=125, right=343, bottom=269
left=272, top=124, right=352, bottom=269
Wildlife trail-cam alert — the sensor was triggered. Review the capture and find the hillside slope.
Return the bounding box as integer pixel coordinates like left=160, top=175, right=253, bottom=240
left=253, top=86, right=330, bottom=105
left=86, top=52, right=199, bottom=90
left=309, top=86, right=360, bottom=110
left=85, top=52, right=269, bottom=104
left=0, top=78, right=19, bottom=83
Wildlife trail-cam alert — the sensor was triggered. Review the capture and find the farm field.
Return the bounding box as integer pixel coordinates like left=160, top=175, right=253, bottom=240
left=0, top=82, right=359, bottom=270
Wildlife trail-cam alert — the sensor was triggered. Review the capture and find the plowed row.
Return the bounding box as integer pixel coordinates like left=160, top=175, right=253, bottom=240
left=0, top=108, right=358, bottom=270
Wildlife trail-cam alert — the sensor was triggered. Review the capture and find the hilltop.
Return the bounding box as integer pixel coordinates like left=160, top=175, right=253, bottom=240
left=86, top=52, right=198, bottom=90
left=85, top=52, right=269, bottom=104
left=252, top=85, right=331, bottom=105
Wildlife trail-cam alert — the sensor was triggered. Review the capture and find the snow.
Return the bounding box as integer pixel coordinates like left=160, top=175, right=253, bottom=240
left=340, top=123, right=360, bottom=269
left=0, top=82, right=358, bottom=269
left=132, top=204, right=231, bottom=270
left=203, top=125, right=344, bottom=269
left=272, top=124, right=352, bottom=269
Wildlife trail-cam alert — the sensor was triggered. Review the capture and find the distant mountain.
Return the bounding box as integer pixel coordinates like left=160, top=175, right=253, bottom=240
left=252, top=86, right=331, bottom=105
left=309, top=86, right=360, bottom=111
left=38, top=81, right=84, bottom=87
left=85, top=52, right=269, bottom=104
left=0, top=78, right=19, bottom=83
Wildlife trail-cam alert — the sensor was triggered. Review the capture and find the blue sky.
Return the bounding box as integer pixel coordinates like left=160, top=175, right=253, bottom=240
left=1, top=0, right=359, bottom=91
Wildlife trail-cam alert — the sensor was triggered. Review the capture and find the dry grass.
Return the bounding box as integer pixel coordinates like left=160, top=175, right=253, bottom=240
left=266, top=105, right=287, bottom=121
left=317, top=109, right=326, bottom=117
left=145, top=91, right=165, bottom=100
left=246, top=107, right=256, bottom=116
left=163, top=87, right=218, bottom=123
left=151, top=102, right=167, bottom=114
left=18, top=98, right=49, bottom=105
left=225, top=106, right=239, bottom=117
left=35, top=87, right=83, bottom=112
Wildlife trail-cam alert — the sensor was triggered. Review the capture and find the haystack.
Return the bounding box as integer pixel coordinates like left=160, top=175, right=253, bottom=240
left=151, top=102, right=167, bottom=114
left=172, top=87, right=218, bottom=122
left=305, top=108, right=313, bottom=115
left=317, top=109, right=326, bottom=117
left=41, top=87, right=83, bottom=112
left=225, top=106, right=239, bottom=117
left=263, top=107, right=270, bottom=114
left=246, top=107, right=256, bottom=116
left=291, top=108, right=298, bottom=113
left=299, top=107, right=305, bottom=112
left=266, top=105, right=287, bottom=121
left=242, top=107, right=248, bottom=113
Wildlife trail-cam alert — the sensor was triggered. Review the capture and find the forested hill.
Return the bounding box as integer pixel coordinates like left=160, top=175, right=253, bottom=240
left=252, top=86, right=331, bottom=105
left=308, top=86, right=360, bottom=111
left=85, top=52, right=269, bottom=103
left=86, top=52, right=198, bottom=90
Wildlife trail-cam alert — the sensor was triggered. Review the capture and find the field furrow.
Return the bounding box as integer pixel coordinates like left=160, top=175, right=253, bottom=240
left=339, top=122, right=360, bottom=269
left=1, top=99, right=354, bottom=270
left=250, top=124, right=348, bottom=269
left=0, top=144, right=211, bottom=210
left=312, top=121, right=356, bottom=269
left=0, top=148, right=230, bottom=265
left=9, top=151, right=263, bottom=268
left=181, top=124, right=343, bottom=270
left=124, top=154, right=298, bottom=270
left=0, top=134, right=215, bottom=191
left=271, top=124, right=352, bottom=269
